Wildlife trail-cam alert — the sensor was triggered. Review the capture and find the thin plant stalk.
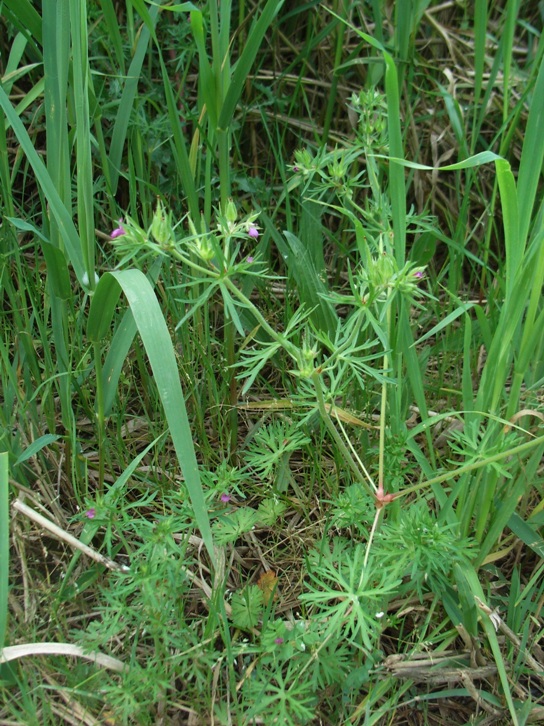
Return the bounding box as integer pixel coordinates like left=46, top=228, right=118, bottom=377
left=395, top=433, right=544, bottom=501
left=377, top=302, right=391, bottom=498
left=0, top=452, right=8, bottom=653
left=93, top=342, right=106, bottom=496
left=311, top=370, right=373, bottom=498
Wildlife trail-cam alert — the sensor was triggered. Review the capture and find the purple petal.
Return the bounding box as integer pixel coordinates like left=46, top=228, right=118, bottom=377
left=110, top=220, right=126, bottom=239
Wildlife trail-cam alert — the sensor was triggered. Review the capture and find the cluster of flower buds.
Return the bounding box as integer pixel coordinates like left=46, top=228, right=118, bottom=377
left=348, top=89, right=388, bottom=153
left=290, top=148, right=316, bottom=176
left=295, top=336, right=319, bottom=379
left=216, top=199, right=260, bottom=240
left=109, top=198, right=260, bottom=265
left=352, top=252, right=425, bottom=307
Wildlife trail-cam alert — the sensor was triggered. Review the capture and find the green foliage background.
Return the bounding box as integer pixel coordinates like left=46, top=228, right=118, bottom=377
left=1, top=1, right=543, bottom=724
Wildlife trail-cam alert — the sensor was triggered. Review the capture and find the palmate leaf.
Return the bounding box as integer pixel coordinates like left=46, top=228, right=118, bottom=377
left=301, top=546, right=400, bottom=650
left=230, top=585, right=264, bottom=630
left=256, top=498, right=287, bottom=527
left=212, top=507, right=259, bottom=545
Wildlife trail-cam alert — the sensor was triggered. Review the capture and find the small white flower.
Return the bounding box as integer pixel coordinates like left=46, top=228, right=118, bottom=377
left=375, top=611, right=385, bottom=619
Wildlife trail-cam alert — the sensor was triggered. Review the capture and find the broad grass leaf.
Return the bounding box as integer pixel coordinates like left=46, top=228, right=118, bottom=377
left=88, top=270, right=214, bottom=561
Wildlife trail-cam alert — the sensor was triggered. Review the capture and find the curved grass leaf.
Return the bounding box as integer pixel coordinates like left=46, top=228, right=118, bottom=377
left=88, top=269, right=214, bottom=561
left=14, top=435, right=61, bottom=466
left=378, top=150, right=502, bottom=171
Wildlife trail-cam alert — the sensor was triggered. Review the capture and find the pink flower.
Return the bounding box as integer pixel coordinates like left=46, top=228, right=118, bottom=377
left=85, top=508, right=96, bottom=519
left=274, top=637, right=284, bottom=644
left=220, top=493, right=231, bottom=503
left=246, top=256, right=254, bottom=263
left=110, top=220, right=126, bottom=239
left=248, top=225, right=259, bottom=239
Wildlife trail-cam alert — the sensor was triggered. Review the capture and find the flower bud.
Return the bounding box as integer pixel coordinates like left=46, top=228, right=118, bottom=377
left=225, top=199, right=238, bottom=224
left=195, top=234, right=216, bottom=262
left=151, top=199, right=173, bottom=247
left=373, top=253, right=396, bottom=288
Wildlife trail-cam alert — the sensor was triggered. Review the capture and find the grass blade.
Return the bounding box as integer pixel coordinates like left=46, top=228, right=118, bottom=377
left=88, top=269, right=214, bottom=561
left=0, top=86, right=85, bottom=282
left=0, top=452, right=8, bottom=652
left=326, top=11, right=407, bottom=263
left=460, top=565, right=519, bottom=725
left=108, top=3, right=160, bottom=194
left=218, top=0, right=285, bottom=130
left=517, top=53, right=544, bottom=245
left=101, top=259, right=163, bottom=417
left=1, top=0, right=42, bottom=46
left=283, top=231, right=338, bottom=335
left=70, top=0, right=96, bottom=286
left=495, top=159, right=520, bottom=301
left=158, top=53, right=200, bottom=220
